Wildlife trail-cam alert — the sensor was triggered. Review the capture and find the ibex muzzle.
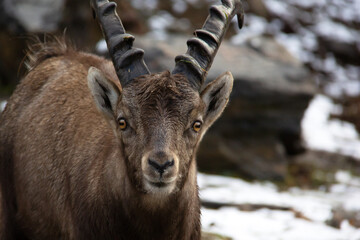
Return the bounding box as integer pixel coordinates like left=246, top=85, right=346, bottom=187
left=0, top=0, right=244, bottom=239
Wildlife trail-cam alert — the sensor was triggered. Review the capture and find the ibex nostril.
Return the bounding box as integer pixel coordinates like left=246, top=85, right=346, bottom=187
left=148, top=159, right=161, bottom=172
left=148, top=159, right=174, bottom=174
left=165, top=159, right=174, bottom=168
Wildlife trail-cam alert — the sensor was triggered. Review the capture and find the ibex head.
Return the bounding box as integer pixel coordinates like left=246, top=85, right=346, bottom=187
left=88, top=0, right=244, bottom=196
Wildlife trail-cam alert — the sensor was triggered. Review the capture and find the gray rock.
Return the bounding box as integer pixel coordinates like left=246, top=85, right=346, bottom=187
left=136, top=34, right=316, bottom=180
left=3, top=0, right=65, bottom=32
left=318, top=36, right=360, bottom=66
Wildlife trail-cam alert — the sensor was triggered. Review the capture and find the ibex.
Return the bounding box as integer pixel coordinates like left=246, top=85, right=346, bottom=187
left=0, top=0, right=244, bottom=239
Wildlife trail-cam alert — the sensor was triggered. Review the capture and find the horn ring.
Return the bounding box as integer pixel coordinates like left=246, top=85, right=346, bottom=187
left=172, top=0, right=244, bottom=90
left=91, top=0, right=151, bottom=86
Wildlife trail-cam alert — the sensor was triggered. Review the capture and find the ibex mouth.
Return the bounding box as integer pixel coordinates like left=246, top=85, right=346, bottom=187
left=144, top=175, right=176, bottom=187
left=149, top=181, right=167, bottom=188
left=144, top=175, right=177, bottom=194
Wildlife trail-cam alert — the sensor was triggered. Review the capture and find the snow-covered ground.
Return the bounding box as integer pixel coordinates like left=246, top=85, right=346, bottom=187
left=200, top=92, right=360, bottom=238
left=198, top=85, right=360, bottom=239
left=302, top=94, right=360, bottom=159
left=199, top=173, right=360, bottom=240
left=199, top=93, right=360, bottom=238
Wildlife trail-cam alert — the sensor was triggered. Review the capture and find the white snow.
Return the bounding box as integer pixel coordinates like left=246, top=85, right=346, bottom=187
left=287, top=0, right=326, bottom=8
left=0, top=100, right=6, bottom=112
left=263, top=0, right=291, bottom=18
left=335, top=171, right=360, bottom=187
left=199, top=172, right=360, bottom=222
left=202, top=208, right=359, bottom=240
left=325, top=65, right=360, bottom=97
left=264, top=0, right=360, bottom=23
left=274, top=33, right=304, bottom=60
left=199, top=173, right=360, bottom=240
left=231, top=14, right=268, bottom=44
left=313, top=20, right=360, bottom=44
left=310, top=55, right=360, bottom=97
left=130, top=0, right=158, bottom=12
left=147, top=11, right=176, bottom=40
left=274, top=29, right=318, bottom=62
left=171, top=0, right=187, bottom=14
left=301, top=94, right=360, bottom=158
left=324, top=0, right=360, bottom=22
left=95, top=39, right=107, bottom=54
left=258, top=0, right=360, bottom=97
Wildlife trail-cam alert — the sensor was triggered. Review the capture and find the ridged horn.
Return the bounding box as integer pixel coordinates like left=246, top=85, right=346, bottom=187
left=91, top=0, right=150, bottom=86
left=172, top=0, right=244, bottom=90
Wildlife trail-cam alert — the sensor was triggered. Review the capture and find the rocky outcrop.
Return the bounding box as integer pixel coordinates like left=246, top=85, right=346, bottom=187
left=134, top=34, right=316, bottom=180
left=2, top=0, right=65, bottom=33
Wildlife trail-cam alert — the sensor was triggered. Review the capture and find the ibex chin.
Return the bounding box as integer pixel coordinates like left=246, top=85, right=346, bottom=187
left=0, top=0, right=244, bottom=239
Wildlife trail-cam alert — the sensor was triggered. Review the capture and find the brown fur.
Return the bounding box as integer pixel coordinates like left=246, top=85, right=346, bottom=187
left=25, top=36, right=72, bottom=71
left=0, top=38, right=232, bottom=239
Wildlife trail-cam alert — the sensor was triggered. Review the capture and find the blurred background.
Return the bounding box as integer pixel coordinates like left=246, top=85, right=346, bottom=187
left=0, top=0, right=360, bottom=239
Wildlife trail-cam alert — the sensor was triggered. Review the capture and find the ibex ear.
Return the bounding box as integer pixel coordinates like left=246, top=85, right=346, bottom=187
left=88, top=67, right=121, bottom=120
left=201, top=72, right=233, bottom=126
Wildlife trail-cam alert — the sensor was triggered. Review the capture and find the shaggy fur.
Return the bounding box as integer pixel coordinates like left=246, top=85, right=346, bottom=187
left=0, top=38, right=232, bottom=239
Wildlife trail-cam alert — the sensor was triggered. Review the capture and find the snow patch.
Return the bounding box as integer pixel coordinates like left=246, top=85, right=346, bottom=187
left=335, top=171, right=360, bottom=187
left=301, top=94, right=360, bottom=158
left=95, top=40, right=107, bottom=54
left=314, top=20, right=360, bottom=43
left=171, top=0, right=187, bottom=14
left=199, top=173, right=360, bottom=239
left=263, top=0, right=291, bottom=18
left=147, top=11, right=175, bottom=40
left=202, top=208, right=359, bottom=240
left=287, top=0, right=326, bottom=8
left=130, top=0, right=158, bottom=11
left=258, top=0, right=360, bottom=97
left=231, top=14, right=267, bottom=44
left=199, top=173, right=333, bottom=223
left=0, top=101, right=6, bottom=112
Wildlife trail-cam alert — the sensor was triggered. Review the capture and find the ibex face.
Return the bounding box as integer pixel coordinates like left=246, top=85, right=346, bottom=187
left=88, top=68, right=233, bottom=195
left=89, top=0, right=243, bottom=196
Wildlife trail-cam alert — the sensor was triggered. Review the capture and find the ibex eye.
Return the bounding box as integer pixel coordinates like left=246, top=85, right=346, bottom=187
left=192, top=121, right=202, bottom=132
left=118, top=118, right=127, bottom=130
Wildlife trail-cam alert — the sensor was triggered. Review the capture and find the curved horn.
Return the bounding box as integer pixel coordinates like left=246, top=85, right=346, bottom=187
left=91, top=0, right=150, bottom=86
left=172, top=0, right=244, bottom=90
